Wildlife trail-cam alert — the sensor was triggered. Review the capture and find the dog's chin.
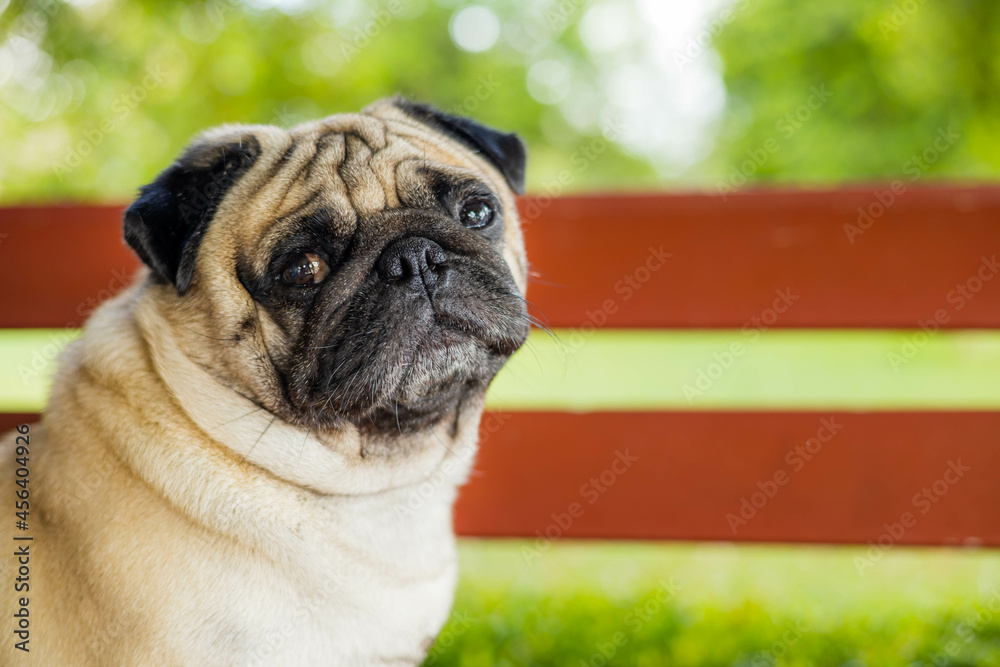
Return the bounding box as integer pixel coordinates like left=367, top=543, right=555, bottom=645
left=398, top=328, right=497, bottom=395
left=297, top=322, right=517, bottom=433
left=361, top=325, right=507, bottom=429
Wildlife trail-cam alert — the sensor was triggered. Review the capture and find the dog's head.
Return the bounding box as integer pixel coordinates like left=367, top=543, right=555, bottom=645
left=124, top=98, right=528, bottom=436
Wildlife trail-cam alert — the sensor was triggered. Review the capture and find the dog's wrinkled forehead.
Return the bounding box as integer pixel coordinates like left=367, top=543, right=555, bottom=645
left=123, top=97, right=527, bottom=296
left=231, top=111, right=499, bottom=271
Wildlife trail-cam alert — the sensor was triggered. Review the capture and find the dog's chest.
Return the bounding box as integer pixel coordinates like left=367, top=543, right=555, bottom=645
left=238, top=560, right=455, bottom=666
left=187, top=490, right=459, bottom=666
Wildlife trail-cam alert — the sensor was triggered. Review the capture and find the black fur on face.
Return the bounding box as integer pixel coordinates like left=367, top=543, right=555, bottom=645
left=238, top=172, right=529, bottom=433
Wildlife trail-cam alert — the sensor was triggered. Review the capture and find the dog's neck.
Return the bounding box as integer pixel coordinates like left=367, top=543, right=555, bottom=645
left=131, top=283, right=483, bottom=497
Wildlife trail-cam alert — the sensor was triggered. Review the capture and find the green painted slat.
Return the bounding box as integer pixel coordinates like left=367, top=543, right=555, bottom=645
left=0, top=329, right=80, bottom=412
left=489, top=329, right=1000, bottom=410
left=1, top=328, right=998, bottom=412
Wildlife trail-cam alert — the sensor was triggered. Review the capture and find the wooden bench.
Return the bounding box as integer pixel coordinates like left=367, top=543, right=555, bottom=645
left=2, top=186, right=998, bottom=545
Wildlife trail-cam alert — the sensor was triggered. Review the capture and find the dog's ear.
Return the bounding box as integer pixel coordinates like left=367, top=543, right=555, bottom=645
left=124, top=132, right=261, bottom=295
left=393, top=99, right=527, bottom=195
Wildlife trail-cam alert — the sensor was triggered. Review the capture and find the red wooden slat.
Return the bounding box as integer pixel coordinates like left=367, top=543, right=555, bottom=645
left=6, top=411, right=994, bottom=546
left=2, top=185, right=1000, bottom=328
left=456, top=411, right=1000, bottom=546
left=520, top=186, right=1000, bottom=329
left=0, top=206, right=139, bottom=328
left=0, top=415, right=32, bottom=434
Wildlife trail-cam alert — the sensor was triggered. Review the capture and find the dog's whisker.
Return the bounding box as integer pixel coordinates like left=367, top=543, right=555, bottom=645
left=292, top=426, right=312, bottom=477
left=241, top=415, right=277, bottom=464
left=207, top=407, right=263, bottom=432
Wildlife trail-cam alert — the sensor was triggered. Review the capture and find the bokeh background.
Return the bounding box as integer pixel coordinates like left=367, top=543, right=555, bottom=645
left=3, top=0, right=1000, bottom=665
left=3, top=0, right=1000, bottom=202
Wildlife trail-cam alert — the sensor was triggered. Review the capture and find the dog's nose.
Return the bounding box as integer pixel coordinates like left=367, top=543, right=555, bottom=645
left=376, top=237, right=449, bottom=290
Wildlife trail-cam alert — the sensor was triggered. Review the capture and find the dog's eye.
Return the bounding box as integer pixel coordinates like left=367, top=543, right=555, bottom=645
left=280, top=253, right=329, bottom=286
left=458, top=197, right=495, bottom=229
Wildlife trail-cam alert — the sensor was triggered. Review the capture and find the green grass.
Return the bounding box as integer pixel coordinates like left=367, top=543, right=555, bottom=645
left=3, top=328, right=1000, bottom=412
left=429, top=541, right=1000, bottom=666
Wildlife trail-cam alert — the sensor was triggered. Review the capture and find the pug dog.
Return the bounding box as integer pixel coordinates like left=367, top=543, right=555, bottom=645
left=0, top=98, right=529, bottom=666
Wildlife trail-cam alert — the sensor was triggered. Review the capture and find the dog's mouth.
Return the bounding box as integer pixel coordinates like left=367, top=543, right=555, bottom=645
left=289, top=287, right=528, bottom=431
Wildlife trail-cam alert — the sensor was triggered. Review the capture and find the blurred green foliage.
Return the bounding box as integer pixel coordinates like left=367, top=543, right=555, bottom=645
left=1, top=0, right=997, bottom=203
left=707, top=0, right=1000, bottom=192
left=429, top=541, right=1000, bottom=666
left=0, top=0, right=656, bottom=202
